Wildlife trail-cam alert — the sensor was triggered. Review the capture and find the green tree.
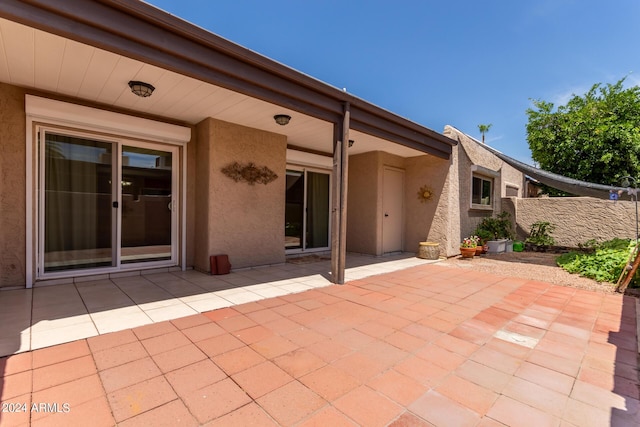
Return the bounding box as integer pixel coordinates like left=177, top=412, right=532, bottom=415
left=526, top=78, right=640, bottom=186
left=478, top=123, right=492, bottom=143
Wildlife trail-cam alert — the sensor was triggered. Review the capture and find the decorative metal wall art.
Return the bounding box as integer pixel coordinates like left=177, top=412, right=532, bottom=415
left=417, top=185, right=434, bottom=203
left=221, top=161, right=278, bottom=185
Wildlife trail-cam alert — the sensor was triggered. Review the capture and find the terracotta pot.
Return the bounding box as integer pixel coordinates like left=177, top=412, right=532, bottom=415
left=475, top=246, right=483, bottom=256
left=460, top=247, right=476, bottom=258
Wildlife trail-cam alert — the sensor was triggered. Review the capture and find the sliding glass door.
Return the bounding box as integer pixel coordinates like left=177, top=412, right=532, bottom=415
left=40, top=130, right=178, bottom=276
left=285, top=168, right=330, bottom=252
left=43, top=133, right=114, bottom=271
left=121, top=145, right=174, bottom=264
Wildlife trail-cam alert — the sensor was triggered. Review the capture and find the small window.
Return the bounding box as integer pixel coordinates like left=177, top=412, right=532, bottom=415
left=472, top=175, right=492, bottom=206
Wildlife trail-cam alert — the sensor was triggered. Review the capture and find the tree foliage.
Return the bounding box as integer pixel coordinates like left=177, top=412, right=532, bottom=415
left=526, top=78, right=640, bottom=187
left=478, top=123, right=492, bottom=143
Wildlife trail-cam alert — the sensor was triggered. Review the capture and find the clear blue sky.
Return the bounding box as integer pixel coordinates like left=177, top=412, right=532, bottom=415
left=146, top=0, right=640, bottom=163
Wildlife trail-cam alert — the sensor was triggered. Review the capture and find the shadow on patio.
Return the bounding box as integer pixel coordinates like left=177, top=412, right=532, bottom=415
left=0, top=253, right=436, bottom=358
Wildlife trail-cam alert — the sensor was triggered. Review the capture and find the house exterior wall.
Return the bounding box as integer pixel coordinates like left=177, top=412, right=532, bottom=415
left=194, top=118, right=286, bottom=271
left=347, top=152, right=381, bottom=255
left=0, top=83, right=26, bottom=288
left=443, top=126, right=526, bottom=250
left=347, top=150, right=450, bottom=257
left=405, top=155, right=450, bottom=256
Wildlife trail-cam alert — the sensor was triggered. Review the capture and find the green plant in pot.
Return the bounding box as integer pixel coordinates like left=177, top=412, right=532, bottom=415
left=475, top=211, right=515, bottom=253
left=474, top=228, right=493, bottom=253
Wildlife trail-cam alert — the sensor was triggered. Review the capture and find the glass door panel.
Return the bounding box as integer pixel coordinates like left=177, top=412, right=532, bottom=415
left=121, top=146, right=173, bottom=264
left=306, top=172, right=329, bottom=249
left=285, top=169, right=330, bottom=251
left=285, top=170, right=304, bottom=249
left=43, top=133, right=114, bottom=272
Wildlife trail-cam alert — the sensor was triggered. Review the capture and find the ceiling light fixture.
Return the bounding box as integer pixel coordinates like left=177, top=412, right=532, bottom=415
left=128, top=80, right=155, bottom=98
left=274, top=114, right=291, bottom=126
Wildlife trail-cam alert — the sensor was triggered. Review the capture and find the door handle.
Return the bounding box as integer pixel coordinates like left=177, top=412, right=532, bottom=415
left=112, top=201, right=118, bottom=208
left=384, top=213, right=389, bottom=217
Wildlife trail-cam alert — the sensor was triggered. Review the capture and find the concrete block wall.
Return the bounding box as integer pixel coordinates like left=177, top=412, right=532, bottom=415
left=506, top=197, right=638, bottom=247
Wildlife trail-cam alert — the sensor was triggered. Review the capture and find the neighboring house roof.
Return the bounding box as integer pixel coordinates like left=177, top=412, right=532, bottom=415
left=447, top=126, right=631, bottom=200
left=0, top=0, right=456, bottom=159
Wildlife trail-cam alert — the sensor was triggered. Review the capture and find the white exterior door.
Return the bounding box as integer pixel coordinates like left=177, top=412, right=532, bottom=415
left=382, top=167, right=404, bottom=253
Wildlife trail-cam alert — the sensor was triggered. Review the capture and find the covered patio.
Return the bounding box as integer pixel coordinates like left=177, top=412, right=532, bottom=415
left=0, top=0, right=456, bottom=292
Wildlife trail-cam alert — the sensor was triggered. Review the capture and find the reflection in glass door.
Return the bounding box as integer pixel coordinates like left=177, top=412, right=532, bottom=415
left=306, top=172, right=329, bottom=249
left=121, top=146, right=173, bottom=264
left=285, top=169, right=330, bottom=251
left=41, top=129, right=177, bottom=276
left=285, top=171, right=304, bottom=249
left=43, top=133, right=114, bottom=272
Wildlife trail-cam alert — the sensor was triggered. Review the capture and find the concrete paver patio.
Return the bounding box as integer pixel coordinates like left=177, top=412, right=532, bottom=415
left=0, top=261, right=639, bottom=426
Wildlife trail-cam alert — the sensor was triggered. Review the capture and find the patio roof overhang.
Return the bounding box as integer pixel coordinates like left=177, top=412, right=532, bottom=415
left=0, top=0, right=456, bottom=159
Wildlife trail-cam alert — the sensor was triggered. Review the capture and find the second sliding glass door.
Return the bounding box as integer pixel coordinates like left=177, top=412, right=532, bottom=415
left=285, top=168, right=330, bottom=252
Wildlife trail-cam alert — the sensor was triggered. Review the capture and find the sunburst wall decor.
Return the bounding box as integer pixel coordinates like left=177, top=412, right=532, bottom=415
left=417, top=185, right=434, bottom=203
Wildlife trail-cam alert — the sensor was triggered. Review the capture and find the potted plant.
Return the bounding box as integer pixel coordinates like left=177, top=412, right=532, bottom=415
left=475, top=211, right=514, bottom=254
left=460, top=236, right=477, bottom=258
left=474, top=228, right=493, bottom=253
left=470, top=235, right=484, bottom=255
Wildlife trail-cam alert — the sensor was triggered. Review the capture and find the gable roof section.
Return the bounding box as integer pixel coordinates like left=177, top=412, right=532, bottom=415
left=446, top=126, right=631, bottom=200
left=0, top=0, right=456, bottom=159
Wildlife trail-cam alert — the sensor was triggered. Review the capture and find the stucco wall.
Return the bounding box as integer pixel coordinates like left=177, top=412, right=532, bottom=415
left=194, top=118, right=286, bottom=271
left=347, top=151, right=450, bottom=256
left=508, top=197, right=638, bottom=247
left=443, top=126, right=526, bottom=250
left=0, top=83, right=26, bottom=287
left=347, top=152, right=381, bottom=254
left=433, top=143, right=459, bottom=257
left=404, top=155, right=450, bottom=254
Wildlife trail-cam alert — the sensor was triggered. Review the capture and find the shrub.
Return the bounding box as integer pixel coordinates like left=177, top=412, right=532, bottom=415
left=526, top=221, right=556, bottom=247
left=475, top=211, right=514, bottom=240
left=556, top=238, right=639, bottom=286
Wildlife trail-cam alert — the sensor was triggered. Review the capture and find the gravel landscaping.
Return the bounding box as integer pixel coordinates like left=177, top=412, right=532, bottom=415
left=441, top=251, right=621, bottom=294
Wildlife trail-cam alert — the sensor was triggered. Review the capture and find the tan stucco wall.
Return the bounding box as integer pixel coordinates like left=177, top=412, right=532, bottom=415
left=194, top=118, right=286, bottom=271
left=405, top=155, right=450, bottom=255
left=508, top=197, right=638, bottom=247
left=347, top=152, right=381, bottom=254
left=347, top=151, right=450, bottom=256
left=443, top=126, right=526, bottom=251
left=0, top=83, right=26, bottom=287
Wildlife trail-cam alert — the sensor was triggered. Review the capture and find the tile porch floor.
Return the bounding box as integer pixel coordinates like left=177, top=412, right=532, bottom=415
left=1, top=257, right=639, bottom=426
left=0, top=253, right=434, bottom=357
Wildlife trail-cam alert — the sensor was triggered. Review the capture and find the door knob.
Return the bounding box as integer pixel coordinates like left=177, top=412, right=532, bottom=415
left=384, top=213, right=389, bottom=217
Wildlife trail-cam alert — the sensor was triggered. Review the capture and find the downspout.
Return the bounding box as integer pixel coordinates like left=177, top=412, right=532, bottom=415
left=331, top=102, right=350, bottom=284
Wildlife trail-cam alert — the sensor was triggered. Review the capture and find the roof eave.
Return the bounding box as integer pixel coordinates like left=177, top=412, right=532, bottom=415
left=1, top=0, right=455, bottom=158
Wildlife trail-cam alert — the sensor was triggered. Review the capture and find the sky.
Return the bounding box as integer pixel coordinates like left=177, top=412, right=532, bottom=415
left=145, top=0, right=640, bottom=163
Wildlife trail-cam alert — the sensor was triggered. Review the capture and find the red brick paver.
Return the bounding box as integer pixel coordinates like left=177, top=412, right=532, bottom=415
left=1, top=263, right=639, bottom=426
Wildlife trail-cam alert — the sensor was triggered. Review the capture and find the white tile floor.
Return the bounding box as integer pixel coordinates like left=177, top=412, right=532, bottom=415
left=0, top=253, right=439, bottom=357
